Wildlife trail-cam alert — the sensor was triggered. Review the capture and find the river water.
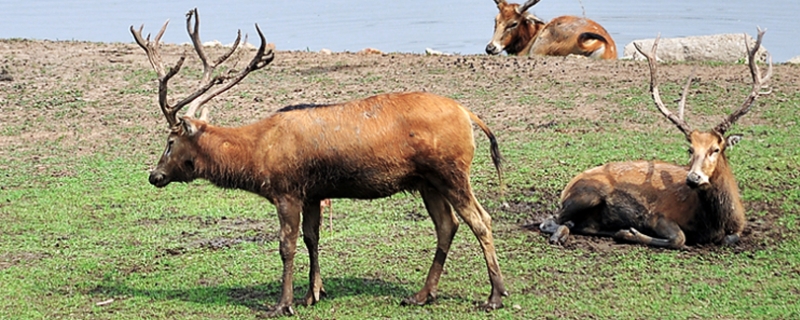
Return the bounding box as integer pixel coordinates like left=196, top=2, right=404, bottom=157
left=0, top=0, right=797, bottom=61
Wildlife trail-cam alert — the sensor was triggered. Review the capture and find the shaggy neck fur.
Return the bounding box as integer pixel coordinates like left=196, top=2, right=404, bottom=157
left=507, top=21, right=541, bottom=55
left=693, top=154, right=744, bottom=242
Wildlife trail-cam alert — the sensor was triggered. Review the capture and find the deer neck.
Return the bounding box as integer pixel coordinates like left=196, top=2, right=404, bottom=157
left=694, top=156, right=744, bottom=232
left=194, top=125, right=262, bottom=192
left=509, top=22, right=539, bottom=56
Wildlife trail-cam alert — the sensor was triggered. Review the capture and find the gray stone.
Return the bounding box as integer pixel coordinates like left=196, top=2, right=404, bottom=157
left=787, top=55, right=800, bottom=64
left=0, top=67, right=11, bottom=82
left=622, top=33, right=770, bottom=63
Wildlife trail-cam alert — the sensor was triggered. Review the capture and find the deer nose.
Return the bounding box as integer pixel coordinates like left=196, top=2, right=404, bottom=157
left=686, top=172, right=702, bottom=188
left=149, top=171, right=167, bottom=187
left=486, top=43, right=499, bottom=55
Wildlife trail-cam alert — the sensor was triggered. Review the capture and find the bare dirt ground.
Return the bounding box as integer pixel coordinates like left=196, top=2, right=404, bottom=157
left=1, top=39, right=798, bottom=255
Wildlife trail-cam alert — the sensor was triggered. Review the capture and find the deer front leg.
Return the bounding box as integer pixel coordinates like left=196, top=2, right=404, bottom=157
left=301, top=201, right=326, bottom=306
left=267, top=197, right=302, bottom=317
left=614, top=215, right=686, bottom=249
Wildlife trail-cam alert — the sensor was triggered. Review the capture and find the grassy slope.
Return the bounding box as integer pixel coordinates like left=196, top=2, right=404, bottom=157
left=1, top=44, right=798, bottom=319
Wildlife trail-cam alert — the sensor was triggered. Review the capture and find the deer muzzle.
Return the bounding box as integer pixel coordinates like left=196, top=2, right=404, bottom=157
left=149, top=170, right=169, bottom=188
left=486, top=43, right=502, bottom=55
left=685, top=171, right=709, bottom=189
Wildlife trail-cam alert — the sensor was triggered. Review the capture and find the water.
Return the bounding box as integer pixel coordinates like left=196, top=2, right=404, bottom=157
left=0, top=0, right=797, bottom=62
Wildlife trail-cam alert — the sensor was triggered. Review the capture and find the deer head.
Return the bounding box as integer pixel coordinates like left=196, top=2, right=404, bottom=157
left=486, top=0, right=545, bottom=55
left=132, top=8, right=274, bottom=187
left=634, top=28, right=772, bottom=189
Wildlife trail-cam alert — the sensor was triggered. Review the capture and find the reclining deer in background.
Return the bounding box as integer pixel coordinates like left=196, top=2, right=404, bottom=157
left=133, top=8, right=507, bottom=317
left=540, top=29, right=772, bottom=249
left=486, top=0, right=617, bottom=59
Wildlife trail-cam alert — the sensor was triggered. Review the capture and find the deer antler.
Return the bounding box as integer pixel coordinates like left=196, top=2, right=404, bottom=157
left=634, top=35, right=695, bottom=139
left=130, top=21, right=186, bottom=127
left=130, top=8, right=274, bottom=128
left=518, top=0, right=543, bottom=13
left=714, top=27, right=772, bottom=135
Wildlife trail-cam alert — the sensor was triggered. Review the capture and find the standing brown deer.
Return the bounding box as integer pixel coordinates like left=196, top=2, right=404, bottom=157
left=540, top=29, right=772, bottom=249
left=486, top=0, right=617, bottom=59
left=133, top=8, right=507, bottom=317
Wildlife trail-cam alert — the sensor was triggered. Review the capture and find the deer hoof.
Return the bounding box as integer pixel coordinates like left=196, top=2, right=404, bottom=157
left=723, top=234, right=740, bottom=246
left=265, top=304, right=295, bottom=318
left=548, top=225, right=570, bottom=245
left=614, top=229, right=636, bottom=241
left=539, top=219, right=560, bottom=233
left=401, top=292, right=434, bottom=306
left=479, top=300, right=504, bottom=311
left=302, top=288, right=327, bottom=306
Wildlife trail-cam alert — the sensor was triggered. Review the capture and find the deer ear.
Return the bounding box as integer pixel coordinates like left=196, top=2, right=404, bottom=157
left=726, top=134, right=743, bottom=149
left=525, top=13, right=544, bottom=24
left=181, top=119, right=200, bottom=137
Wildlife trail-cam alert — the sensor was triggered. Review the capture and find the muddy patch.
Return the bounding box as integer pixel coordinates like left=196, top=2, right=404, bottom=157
left=520, top=198, right=791, bottom=254
left=138, top=216, right=279, bottom=256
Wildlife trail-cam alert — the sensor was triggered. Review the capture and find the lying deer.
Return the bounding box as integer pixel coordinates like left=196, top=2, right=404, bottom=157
left=319, top=199, right=332, bottom=233
left=540, top=28, right=772, bottom=249
left=134, top=8, right=507, bottom=316
left=486, top=0, right=617, bottom=59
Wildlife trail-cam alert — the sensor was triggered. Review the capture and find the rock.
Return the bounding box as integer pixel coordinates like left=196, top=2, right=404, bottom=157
left=788, top=55, right=800, bottom=64
left=319, top=48, right=332, bottom=55
left=357, top=47, right=383, bottom=55
left=622, top=33, right=770, bottom=63
left=0, top=68, right=12, bottom=82
left=425, top=48, right=450, bottom=56
left=202, top=40, right=224, bottom=47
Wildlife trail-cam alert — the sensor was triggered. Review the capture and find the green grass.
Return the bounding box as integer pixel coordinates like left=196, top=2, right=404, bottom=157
left=2, top=120, right=798, bottom=318
left=1, top=50, right=799, bottom=319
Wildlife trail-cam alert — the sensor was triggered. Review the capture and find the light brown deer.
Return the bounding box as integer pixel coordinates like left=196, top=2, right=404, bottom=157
left=486, top=0, right=617, bottom=59
left=540, top=28, right=772, bottom=249
left=319, top=199, right=333, bottom=233
left=134, top=9, right=507, bottom=316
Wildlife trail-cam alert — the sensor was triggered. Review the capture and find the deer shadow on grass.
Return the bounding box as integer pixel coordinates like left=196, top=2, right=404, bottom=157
left=89, top=277, right=473, bottom=312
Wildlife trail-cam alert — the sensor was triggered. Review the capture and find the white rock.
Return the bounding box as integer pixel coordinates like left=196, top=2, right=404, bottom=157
left=622, top=33, right=770, bottom=63
left=425, top=48, right=450, bottom=56
left=202, top=40, right=223, bottom=47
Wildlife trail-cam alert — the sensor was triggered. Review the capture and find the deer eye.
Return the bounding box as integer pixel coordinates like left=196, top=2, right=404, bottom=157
left=507, top=21, right=519, bottom=29
left=165, top=140, right=174, bottom=156
left=712, top=148, right=721, bottom=154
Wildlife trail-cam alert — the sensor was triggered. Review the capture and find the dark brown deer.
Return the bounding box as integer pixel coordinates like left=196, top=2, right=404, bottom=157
left=133, top=8, right=507, bottom=317
left=486, top=0, right=617, bottom=59
left=539, top=28, right=772, bottom=249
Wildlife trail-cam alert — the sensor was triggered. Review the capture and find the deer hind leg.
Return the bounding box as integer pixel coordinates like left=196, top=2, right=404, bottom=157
left=541, top=191, right=605, bottom=245
left=267, top=196, right=303, bottom=317
left=402, top=185, right=459, bottom=307
left=614, top=215, right=686, bottom=249
left=301, top=201, right=326, bottom=306
left=444, top=184, right=507, bottom=311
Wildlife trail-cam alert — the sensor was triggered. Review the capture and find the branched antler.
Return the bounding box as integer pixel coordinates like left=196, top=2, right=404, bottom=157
left=634, top=34, right=695, bottom=140
left=518, top=0, right=543, bottom=13
left=131, top=8, right=274, bottom=128
left=714, top=27, right=772, bottom=135
left=130, top=21, right=186, bottom=127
